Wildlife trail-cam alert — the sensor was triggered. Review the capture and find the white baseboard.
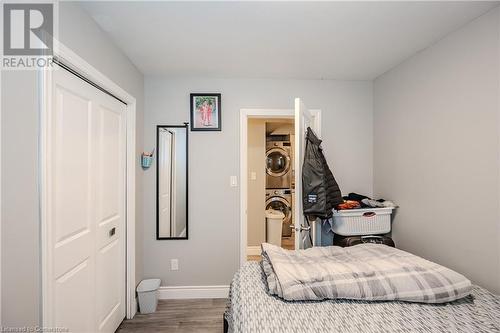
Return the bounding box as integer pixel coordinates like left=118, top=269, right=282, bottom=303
left=158, top=285, right=229, bottom=299
left=246, top=246, right=261, bottom=256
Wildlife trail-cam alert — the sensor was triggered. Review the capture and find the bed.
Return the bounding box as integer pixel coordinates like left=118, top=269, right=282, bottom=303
left=224, top=261, right=500, bottom=333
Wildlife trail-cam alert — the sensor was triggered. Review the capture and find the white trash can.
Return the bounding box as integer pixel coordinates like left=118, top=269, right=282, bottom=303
left=266, top=209, right=285, bottom=246
left=137, top=278, right=161, bottom=314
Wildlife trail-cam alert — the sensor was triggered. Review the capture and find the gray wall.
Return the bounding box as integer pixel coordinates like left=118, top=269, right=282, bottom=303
left=1, top=3, right=144, bottom=326
left=374, top=8, right=500, bottom=294
left=1, top=70, right=40, bottom=327
left=143, top=78, right=373, bottom=286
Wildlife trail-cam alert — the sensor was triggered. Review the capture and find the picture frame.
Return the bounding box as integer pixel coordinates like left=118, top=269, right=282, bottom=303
left=190, top=93, right=221, bottom=131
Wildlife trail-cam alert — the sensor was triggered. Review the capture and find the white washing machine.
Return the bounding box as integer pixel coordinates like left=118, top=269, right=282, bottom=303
left=266, top=141, right=292, bottom=189
left=265, top=189, right=293, bottom=237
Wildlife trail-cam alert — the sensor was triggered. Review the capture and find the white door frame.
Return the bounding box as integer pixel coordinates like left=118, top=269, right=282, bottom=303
left=239, top=109, right=294, bottom=266
left=39, top=40, right=137, bottom=322
left=0, top=67, right=2, bottom=326
left=239, top=107, right=322, bottom=265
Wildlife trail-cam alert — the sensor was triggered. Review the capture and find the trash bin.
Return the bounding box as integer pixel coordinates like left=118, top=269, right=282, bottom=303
left=137, top=278, right=161, bottom=314
left=266, top=209, right=285, bottom=246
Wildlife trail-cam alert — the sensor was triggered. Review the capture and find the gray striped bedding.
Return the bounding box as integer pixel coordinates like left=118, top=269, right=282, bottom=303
left=225, top=261, right=500, bottom=333
left=261, top=243, right=471, bottom=303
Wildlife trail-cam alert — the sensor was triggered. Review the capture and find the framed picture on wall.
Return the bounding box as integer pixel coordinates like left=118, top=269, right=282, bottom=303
left=190, top=93, right=221, bottom=131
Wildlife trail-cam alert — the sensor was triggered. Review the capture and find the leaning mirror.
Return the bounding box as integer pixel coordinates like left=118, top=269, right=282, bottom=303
left=157, top=124, right=188, bottom=239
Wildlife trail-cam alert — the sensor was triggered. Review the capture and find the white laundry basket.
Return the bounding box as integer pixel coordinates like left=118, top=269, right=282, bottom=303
left=332, top=207, right=394, bottom=236
left=137, top=278, right=161, bottom=314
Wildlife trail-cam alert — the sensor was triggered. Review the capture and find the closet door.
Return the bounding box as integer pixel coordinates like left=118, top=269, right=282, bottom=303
left=94, top=80, right=127, bottom=333
left=47, top=66, right=126, bottom=333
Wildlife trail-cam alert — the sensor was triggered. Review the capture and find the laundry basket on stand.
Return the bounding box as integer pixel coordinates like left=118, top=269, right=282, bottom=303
left=332, top=207, right=395, bottom=236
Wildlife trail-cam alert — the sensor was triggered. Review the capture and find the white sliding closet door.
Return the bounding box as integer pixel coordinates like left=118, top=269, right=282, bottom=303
left=47, top=66, right=126, bottom=332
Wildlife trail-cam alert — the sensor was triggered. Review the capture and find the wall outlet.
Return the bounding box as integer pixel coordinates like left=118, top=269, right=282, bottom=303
left=171, top=259, right=179, bottom=271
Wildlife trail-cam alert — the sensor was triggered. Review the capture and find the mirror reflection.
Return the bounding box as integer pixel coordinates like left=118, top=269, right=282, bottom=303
left=157, top=124, right=188, bottom=239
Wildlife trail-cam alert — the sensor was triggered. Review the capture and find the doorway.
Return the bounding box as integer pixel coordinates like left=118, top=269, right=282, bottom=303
left=239, top=103, right=322, bottom=265
left=247, top=117, right=296, bottom=261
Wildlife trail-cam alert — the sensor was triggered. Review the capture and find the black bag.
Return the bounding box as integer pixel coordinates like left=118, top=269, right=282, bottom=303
left=302, top=127, right=343, bottom=219
left=333, top=235, right=395, bottom=248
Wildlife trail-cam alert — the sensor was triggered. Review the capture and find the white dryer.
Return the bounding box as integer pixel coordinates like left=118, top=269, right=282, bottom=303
left=266, top=141, right=292, bottom=189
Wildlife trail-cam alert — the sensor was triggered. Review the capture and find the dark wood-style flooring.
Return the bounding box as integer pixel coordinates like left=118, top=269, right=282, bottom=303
left=247, top=235, right=295, bottom=262
left=119, top=237, right=294, bottom=331
left=117, top=298, right=227, bottom=333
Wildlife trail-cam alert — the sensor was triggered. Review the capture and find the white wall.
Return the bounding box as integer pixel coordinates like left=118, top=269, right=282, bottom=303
left=374, top=8, right=500, bottom=293
left=144, top=77, right=373, bottom=286
left=1, top=3, right=144, bottom=325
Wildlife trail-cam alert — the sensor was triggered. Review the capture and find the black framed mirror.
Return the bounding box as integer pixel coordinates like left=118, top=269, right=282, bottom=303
left=156, top=123, right=188, bottom=240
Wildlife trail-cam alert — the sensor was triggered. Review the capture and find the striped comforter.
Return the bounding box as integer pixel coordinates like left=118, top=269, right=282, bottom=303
left=261, top=243, right=471, bottom=303
left=225, top=262, right=500, bottom=333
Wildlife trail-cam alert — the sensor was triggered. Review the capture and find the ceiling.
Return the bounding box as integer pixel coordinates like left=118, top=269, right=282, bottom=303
left=80, top=1, right=499, bottom=80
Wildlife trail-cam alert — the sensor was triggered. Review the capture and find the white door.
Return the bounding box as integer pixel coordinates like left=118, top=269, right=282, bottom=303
left=294, top=98, right=321, bottom=250
left=158, top=129, right=173, bottom=237
left=47, top=66, right=127, bottom=332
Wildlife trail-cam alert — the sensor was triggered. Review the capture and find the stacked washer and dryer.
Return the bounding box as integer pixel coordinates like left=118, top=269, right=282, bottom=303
left=265, top=134, right=295, bottom=243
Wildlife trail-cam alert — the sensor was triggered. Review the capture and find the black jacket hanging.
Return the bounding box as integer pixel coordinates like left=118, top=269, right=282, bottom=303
left=302, top=127, right=343, bottom=219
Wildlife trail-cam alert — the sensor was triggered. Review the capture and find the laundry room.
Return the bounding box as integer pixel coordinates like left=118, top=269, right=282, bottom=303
left=246, top=118, right=296, bottom=261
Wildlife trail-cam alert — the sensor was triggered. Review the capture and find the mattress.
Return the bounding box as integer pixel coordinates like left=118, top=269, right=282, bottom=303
left=225, top=262, right=500, bottom=333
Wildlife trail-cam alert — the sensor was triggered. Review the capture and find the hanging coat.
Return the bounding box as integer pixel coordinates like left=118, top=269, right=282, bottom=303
left=302, top=127, right=343, bottom=219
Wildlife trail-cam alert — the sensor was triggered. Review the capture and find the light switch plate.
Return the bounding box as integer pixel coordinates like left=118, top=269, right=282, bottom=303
left=250, top=172, right=257, bottom=181
left=171, top=259, right=179, bottom=271
left=230, top=176, right=238, bottom=187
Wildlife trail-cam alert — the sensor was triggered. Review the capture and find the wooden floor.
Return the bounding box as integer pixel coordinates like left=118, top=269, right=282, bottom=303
left=281, top=235, right=295, bottom=250
left=117, top=298, right=227, bottom=333
left=247, top=235, right=295, bottom=261
left=247, top=254, right=261, bottom=261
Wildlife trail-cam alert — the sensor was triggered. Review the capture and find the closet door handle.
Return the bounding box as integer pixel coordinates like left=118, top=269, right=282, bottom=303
left=109, top=227, right=116, bottom=237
